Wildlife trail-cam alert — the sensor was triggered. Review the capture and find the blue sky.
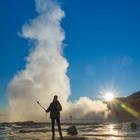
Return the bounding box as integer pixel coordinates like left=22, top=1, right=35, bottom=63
left=1, top=0, right=140, bottom=107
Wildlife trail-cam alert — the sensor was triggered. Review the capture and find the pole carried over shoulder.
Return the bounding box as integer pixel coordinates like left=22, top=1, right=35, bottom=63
left=37, top=101, right=46, bottom=112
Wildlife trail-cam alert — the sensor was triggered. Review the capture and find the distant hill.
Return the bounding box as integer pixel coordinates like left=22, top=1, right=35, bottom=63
left=126, top=91, right=140, bottom=112
left=107, top=91, right=140, bottom=121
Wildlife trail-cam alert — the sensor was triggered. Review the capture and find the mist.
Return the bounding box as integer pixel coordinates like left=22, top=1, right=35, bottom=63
left=8, top=0, right=108, bottom=122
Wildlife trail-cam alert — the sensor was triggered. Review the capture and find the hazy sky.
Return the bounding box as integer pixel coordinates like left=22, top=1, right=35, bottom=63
left=1, top=0, right=140, bottom=108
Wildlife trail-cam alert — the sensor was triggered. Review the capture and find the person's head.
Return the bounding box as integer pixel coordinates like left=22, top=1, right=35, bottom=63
left=53, top=95, right=58, bottom=102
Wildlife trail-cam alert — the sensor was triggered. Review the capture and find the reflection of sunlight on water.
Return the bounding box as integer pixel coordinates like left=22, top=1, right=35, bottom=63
left=83, top=124, right=123, bottom=140
left=106, top=124, right=119, bottom=140
left=108, top=124, right=118, bottom=135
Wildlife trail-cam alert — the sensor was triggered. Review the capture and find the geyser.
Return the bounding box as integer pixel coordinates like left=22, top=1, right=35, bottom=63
left=8, top=0, right=108, bottom=122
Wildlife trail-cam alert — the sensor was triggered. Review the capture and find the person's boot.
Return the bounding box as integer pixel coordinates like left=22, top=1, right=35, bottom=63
left=60, top=136, right=63, bottom=140
left=59, top=131, right=63, bottom=140
left=52, top=135, right=55, bottom=140
left=60, top=132, right=63, bottom=140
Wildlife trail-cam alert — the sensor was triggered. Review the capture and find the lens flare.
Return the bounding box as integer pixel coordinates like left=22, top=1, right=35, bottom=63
left=104, top=92, right=114, bottom=101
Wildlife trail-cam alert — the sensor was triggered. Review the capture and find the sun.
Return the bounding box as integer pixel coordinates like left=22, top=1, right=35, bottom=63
left=104, top=92, right=114, bottom=101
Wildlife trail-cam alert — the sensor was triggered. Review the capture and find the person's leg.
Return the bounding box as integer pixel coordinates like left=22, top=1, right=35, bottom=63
left=51, top=118, right=55, bottom=139
left=56, top=118, right=63, bottom=139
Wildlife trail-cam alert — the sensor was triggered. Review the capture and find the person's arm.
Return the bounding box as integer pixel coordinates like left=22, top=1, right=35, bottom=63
left=46, top=103, right=52, bottom=112
left=57, top=101, right=62, bottom=111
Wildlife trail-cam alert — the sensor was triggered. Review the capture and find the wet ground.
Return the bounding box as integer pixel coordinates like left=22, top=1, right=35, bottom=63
left=0, top=122, right=140, bottom=140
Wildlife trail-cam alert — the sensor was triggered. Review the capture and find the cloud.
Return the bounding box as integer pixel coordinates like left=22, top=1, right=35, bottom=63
left=8, top=0, right=108, bottom=122
left=63, top=97, right=108, bottom=121
left=0, top=109, right=8, bottom=122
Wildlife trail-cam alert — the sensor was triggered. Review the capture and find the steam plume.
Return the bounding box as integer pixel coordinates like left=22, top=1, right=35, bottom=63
left=8, top=0, right=108, bottom=122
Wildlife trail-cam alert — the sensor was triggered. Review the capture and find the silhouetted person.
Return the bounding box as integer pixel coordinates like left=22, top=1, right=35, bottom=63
left=46, top=95, right=63, bottom=140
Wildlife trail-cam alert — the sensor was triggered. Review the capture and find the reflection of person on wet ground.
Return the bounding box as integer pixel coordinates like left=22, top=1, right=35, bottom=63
left=46, top=95, right=63, bottom=140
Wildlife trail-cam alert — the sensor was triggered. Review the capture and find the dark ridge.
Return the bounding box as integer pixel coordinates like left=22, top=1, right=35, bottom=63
left=108, top=91, right=140, bottom=121
left=127, top=91, right=140, bottom=100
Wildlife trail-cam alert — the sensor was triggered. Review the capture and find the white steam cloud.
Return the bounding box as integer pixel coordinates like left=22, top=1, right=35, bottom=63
left=8, top=0, right=108, bottom=122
